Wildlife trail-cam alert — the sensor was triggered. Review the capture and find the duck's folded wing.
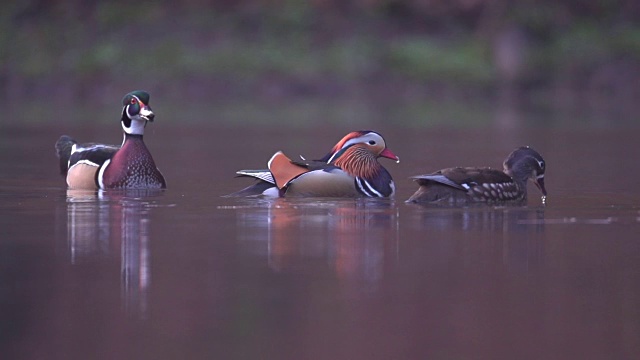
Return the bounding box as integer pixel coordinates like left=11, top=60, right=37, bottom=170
left=412, top=167, right=512, bottom=191
left=69, top=143, right=120, bottom=168
left=235, top=169, right=275, bottom=185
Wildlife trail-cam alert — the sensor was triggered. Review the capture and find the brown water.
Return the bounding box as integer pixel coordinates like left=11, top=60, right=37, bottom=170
left=1, top=122, right=640, bottom=359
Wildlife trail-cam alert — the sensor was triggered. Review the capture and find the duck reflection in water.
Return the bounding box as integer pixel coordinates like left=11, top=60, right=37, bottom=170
left=64, top=189, right=163, bottom=317
left=234, top=198, right=399, bottom=293
left=407, top=204, right=546, bottom=272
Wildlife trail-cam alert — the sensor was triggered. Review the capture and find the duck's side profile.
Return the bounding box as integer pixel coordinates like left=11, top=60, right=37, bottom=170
left=228, top=130, right=400, bottom=198
left=406, top=146, right=546, bottom=204
left=55, top=90, right=166, bottom=190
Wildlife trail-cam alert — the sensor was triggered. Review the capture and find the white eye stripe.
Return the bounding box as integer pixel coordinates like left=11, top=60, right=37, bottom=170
left=342, top=137, right=363, bottom=149
left=341, top=133, right=385, bottom=150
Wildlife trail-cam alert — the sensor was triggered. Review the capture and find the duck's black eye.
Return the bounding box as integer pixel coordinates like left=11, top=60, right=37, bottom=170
left=368, top=140, right=376, bottom=145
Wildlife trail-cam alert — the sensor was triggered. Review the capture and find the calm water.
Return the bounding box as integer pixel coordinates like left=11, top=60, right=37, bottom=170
left=1, top=122, right=640, bottom=359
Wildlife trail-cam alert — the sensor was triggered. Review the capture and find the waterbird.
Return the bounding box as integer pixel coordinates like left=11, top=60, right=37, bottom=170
left=55, top=90, right=166, bottom=190
left=228, top=130, right=399, bottom=198
left=406, top=146, right=546, bottom=204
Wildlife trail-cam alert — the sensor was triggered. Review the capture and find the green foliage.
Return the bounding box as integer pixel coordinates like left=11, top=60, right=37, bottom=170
left=386, top=38, right=495, bottom=83
left=610, top=26, right=640, bottom=58
left=553, top=23, right=612, bottom=66
left=1, top=0, right=640, bottom=117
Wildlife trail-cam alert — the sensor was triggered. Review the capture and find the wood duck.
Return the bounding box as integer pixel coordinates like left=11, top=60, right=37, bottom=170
left=55, top=90, right=166, bottom=190
left=228, top=130, right=400, bottom=198
left=406, top=146, right=547, bottom=204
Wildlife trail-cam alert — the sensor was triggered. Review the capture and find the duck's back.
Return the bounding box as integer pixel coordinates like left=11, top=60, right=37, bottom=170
left=407, top=167, right=522, bottom=204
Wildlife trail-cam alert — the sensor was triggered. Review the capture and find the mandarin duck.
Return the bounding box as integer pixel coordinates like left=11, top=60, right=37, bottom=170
left=55, top=90, right=166, bottom=190
left=228, top=130, right=400, bottom=198
left=406, top=146, right=547, bottom=204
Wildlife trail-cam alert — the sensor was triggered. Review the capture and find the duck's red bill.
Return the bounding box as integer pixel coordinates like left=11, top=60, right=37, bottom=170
left=380, top=148, right=400, bottom=163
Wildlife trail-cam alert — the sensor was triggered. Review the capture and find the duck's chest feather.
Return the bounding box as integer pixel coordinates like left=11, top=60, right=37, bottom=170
left=100, top=137, right=166, bottom=189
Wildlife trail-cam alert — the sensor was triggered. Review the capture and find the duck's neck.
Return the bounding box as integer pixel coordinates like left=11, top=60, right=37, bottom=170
left=122, top=133, right=144, bottom=145
left=121, top=119, right=147, bottom=137
left=505, top=168, right=530, bottom=199
left=333, top=147, right=381, bottom=179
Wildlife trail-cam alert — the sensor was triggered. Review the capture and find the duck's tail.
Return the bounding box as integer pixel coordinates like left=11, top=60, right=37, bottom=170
left=55, top=135, right=76, bottom=176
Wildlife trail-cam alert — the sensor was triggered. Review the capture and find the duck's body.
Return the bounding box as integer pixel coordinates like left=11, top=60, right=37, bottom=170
left=229, top=131, right=399, bottom=198
left=55, top=91, right=166, bottom=190
left=406, top=147, right=546, bottom=204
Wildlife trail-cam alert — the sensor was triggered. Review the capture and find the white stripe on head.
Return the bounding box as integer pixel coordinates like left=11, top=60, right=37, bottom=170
left=342, top=132, right=384, bottom=149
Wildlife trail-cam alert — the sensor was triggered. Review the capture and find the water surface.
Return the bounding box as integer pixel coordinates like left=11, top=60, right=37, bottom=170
left=1, top=123, right=640, bottom=359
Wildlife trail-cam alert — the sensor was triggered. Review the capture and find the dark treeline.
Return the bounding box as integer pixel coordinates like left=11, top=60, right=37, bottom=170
left=2, top=0, right=640, bottom=115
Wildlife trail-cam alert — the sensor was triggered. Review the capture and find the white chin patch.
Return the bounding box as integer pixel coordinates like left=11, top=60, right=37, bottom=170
left=123, top=118, right=147, bottom=135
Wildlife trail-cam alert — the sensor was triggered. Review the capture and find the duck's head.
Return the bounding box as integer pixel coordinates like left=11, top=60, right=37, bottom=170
left=326, top=130, right=400, bottom=164
left=503, top=146, right=547, bottom=196
left=121, top=90, right=154, bottom=135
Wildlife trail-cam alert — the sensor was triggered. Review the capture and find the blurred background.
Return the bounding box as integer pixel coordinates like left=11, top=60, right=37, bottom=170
left=2, top=0, right=640, bottom=127
left=3, top=3, right=640, bottom=359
